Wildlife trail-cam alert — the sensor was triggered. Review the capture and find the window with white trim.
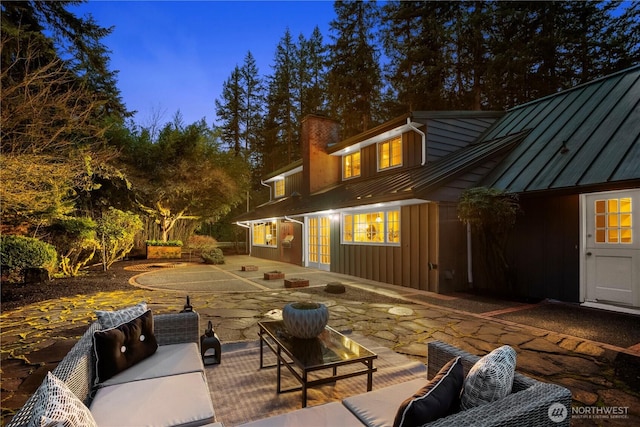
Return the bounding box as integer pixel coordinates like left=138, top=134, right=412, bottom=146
left=378, top=136, right=402, bottom=170
left=274, top=179, right=285, bottom=198
left=595, top=197, right=633, bottom=244
left=342, top=210, right=400, bottom=245
left=253, top=221, right=278, bottom=246
left=343, top=151, right=361, bottom=179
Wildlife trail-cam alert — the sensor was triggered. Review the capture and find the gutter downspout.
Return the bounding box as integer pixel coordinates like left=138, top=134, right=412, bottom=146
left=235, top=222, right=251, bottom=256
left=467, top=222, right=473, bottom=289
left=407, top=117, right=427, bottom=166
left=284, top=215, right=305, bottom=265
left=260, top=180, right=272, bottom=200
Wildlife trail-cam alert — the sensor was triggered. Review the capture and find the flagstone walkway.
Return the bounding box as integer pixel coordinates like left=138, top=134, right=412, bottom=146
left=1, top=255, right=638, bottom=426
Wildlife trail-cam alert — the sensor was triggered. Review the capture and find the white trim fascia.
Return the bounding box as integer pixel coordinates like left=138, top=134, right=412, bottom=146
left=262, top=165, right=303, bottom=183
left=330, top=122, right=424, bottom=156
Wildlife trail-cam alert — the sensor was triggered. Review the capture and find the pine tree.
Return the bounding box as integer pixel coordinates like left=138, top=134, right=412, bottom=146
left=606, top=1, right=640, bottom=71
left=382, top=1, right=457, bottom=113
left=240, top=51, right=264, bottom=165
left=298, top=27, right=328, bottom=116
left=328, top=0, right=382, bottom=137
left=263, top=29, right=298, bottom=166
left=215, top=66, right=242, bottom=154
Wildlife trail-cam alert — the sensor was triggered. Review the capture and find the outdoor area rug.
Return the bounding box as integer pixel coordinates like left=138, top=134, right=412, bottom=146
left=206, top=334, right=427, bottom=426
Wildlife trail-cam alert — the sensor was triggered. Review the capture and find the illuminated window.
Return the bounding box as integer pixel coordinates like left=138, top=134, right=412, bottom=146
left=387, top=210, right=400, bottom=243
left=378, top=136, right=402, bottom=170
left=274, top=179, right=285, bottom=198
left=594, top=197, right=632, bottom=244
left=343, top=151, right=361, bottom=179
left=253, top=221, right=278, bottom=246
left=342, top=210, right=400, bottom=245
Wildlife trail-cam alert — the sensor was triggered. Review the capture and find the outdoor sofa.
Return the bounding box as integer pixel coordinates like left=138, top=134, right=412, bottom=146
left=8, top=304, right=572, bottom=427
left=6, top=306, right=221, bottom=427
left=240, top=340, right=573, bottom=427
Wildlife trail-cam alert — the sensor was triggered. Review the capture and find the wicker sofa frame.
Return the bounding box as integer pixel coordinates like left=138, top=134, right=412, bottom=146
left=424, top=340, right=572, bottom=426
left=6, top=311, right=210, bottom=427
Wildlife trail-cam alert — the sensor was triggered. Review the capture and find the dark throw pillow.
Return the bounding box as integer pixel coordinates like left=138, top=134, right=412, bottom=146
left=93, top=309, right=158, bottom=384
left=393, top=356, right=464, bottom=427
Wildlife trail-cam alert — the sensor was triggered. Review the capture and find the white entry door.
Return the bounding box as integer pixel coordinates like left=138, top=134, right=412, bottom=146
left=307, top=216, right=331, bottom=271
left=583, top=189, right=640, bottom=308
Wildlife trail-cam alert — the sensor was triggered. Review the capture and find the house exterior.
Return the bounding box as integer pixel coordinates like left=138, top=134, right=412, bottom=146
left=235, top=66, right=640, bottom=312
left=478, top=66, right=640, bottom=313
left=235, top=110, right=511, bottom=294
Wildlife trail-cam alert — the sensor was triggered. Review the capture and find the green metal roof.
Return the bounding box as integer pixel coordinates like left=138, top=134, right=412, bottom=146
left=481, top=65, right=640, bottom=193
left=235, top=130, right=526, bottom=221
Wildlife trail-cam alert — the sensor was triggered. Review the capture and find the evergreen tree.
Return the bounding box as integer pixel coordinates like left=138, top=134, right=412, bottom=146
left=215, top=66, right=243, bottom=154
left=607, top=1, right=640, bottom=71
left=382, top=1, right=456, bottom=113
left=298, top=26, right=328, bottom=116
left=1, top=0, right=127, bottom=231
left=215, top=52, right=264, bottom=160
left=263, top=29, right=298, bottom=166
left=328, top=0, right=382, bottom=137
left=240, top=51, right=264, bottom=159
left=449, top=1, right=493, bottom=110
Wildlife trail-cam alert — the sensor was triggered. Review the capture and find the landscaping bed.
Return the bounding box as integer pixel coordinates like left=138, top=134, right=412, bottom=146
left=0, top=260, right=147, bottom=312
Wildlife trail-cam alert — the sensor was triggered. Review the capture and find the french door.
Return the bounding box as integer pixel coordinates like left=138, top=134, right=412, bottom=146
left=307, top=216, right=331, bottom=271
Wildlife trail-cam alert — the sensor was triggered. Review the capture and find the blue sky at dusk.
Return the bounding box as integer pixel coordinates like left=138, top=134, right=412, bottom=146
left=71, top=1, right=336, bottom=127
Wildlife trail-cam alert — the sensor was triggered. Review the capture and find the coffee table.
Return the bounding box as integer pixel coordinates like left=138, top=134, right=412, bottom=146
left=258, top=320, right=378, bottom=408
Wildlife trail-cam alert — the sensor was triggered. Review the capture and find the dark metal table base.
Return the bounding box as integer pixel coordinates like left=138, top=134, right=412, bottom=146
left=258, top=322, right=377, bottom=408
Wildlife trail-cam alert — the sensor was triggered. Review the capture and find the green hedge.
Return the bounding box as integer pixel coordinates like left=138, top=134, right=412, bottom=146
left=145, top=240, right=183, bottom=247
left=1, top=235, right=58, bottom=281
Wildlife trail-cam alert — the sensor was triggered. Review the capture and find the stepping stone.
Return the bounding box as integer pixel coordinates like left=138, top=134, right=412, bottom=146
left=325, top=282, right=346, bottom=294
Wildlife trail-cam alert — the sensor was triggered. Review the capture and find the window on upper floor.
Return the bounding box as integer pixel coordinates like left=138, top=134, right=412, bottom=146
left=274, top=179, right=285, bottom=198
left=343, top=151, right=361, bottom=179
left=342, top=209, right=400, bottom=245
left=378, top=136, right=402, bottom=170
left=253, top=221, right=278, bottom=246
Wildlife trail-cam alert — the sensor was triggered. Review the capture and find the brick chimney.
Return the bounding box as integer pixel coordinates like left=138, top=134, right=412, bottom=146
left=301, top=114, right=341, bottom=196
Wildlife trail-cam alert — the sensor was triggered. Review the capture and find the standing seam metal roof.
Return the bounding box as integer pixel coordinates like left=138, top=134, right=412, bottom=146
left=480, top=66, right=640, bottom=193
left=234, top=130, right=526, bottom=221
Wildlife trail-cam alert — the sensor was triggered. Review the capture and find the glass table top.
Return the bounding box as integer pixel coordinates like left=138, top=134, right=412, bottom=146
left=259, top=320, right=376, bottom=368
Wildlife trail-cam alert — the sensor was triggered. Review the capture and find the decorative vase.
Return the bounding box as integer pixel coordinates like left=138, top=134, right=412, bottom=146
left=282, top=302, right=329, bottom=339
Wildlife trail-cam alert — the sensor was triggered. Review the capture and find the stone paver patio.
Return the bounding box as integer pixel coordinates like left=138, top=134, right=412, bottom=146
left=1, top=255, right=638, bottom=426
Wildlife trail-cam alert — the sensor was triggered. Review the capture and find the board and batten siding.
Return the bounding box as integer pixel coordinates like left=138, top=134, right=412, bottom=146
left=330, top=203, right=442, bottom=292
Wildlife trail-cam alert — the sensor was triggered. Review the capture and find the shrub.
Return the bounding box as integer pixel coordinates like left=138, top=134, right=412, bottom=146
left=97, top=208, right=143, bottom=269
left=186, top=235, right=217, bottom=250
left=48, top=217, right=98, bottom=277
left=1, top=235, right=58, bottom=282
left=201, top=247, right=224, bottom=265
left=145, top=240, right=183, bottom=247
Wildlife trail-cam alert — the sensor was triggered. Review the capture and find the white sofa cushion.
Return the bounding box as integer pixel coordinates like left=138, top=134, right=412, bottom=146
left=239, top=402, right=365, bottom=427
left=342, top=378, right=425, bottom=427
left=90, top=371, right=215, bottom=427
left=98, top=343, right=204, bottom=387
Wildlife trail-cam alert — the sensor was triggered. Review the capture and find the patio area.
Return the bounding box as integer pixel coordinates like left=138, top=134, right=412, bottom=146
left=1, top=255, right=638, bottom=426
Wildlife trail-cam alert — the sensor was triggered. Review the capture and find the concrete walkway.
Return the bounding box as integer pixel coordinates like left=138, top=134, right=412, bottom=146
left=1, top=255, right=638, bottom=426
